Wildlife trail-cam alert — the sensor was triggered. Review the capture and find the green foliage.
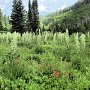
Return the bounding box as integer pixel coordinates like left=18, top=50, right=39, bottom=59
left=0, top=31, right=90, bottom=89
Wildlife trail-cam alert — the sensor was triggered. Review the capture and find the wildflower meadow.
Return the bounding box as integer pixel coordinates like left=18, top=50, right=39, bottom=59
left=0, top=31, right=90, bottom=90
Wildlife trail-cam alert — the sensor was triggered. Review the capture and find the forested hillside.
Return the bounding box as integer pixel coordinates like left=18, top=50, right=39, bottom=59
left=43, top=0, right=90, bottom=34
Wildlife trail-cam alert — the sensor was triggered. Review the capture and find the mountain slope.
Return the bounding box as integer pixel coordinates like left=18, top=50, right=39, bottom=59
left=43, top=0, right=90, bottom=34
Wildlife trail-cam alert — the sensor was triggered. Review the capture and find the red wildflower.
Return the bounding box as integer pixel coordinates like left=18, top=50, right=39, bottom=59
left=53, top=70, right=60, bottom=78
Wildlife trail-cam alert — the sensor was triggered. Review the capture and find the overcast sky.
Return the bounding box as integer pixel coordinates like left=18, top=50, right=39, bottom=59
left=0, top=0, right=78, bottom=15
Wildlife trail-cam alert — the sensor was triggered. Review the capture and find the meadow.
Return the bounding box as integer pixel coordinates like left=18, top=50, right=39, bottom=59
left=0, top=30, right=90, bottom=90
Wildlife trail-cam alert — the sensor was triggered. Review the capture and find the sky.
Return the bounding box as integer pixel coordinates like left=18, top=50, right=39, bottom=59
left=0, top=0, right=78, bottom=16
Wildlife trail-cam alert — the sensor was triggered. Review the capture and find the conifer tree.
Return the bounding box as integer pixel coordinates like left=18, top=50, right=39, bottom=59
left=32, top=0, right=40, bottom=33
left=28, top=0, right=32, bottom=32
left=11, top=0, right=25, bottom=36
left=0, top=9, right=3, bottom=31
left=11, top=0, right=17, bottom=32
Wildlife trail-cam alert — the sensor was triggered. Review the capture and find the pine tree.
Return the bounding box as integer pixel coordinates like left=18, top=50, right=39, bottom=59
left=32, top=0, right=40, bottom=33
left=11, top=0, right=17, bottom=32
left=0, top=9, right=3, bottom=31
left=24, top=11, right=28, bottom=32
left=28, top=0, right=32, bottom=32
left=11, top=0, right=25, bottom=36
